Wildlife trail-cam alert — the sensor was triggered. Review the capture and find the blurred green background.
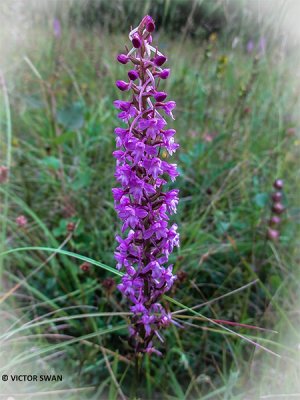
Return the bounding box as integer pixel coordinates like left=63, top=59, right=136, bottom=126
left=0, top=0, right=299, bottom=399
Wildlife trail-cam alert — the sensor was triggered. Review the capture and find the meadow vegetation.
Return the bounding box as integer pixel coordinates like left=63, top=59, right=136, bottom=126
left=0, top=1, right=299, bottom=399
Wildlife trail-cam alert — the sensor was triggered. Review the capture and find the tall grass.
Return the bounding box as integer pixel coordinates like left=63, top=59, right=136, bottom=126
left=0, top=1, right=300, bottom=398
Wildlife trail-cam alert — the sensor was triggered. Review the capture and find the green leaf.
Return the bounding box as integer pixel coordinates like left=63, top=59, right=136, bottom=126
left=167, top=366, right=185, bottom=399
left=164, top=296, right=280, bottom=358
left=270, top=274, right=281, bottom=290
left=23, top=95, right=44, bottom=110
left=179, top=153, right=192, bottom=166
left=56, top=102, right=84, bottom=130
left=52, top=131, right=75, bottom=145
left=193, top=142, right=206, bottom=157
left=52, top=219, right=68, bottom=237
left=71, top=170, right=92, bottom=190
left=2, top=324, right=126, bottom=370
left=254, top=193, right=268, bottom=208
left=40, top=156, right=61, bottom=170
left=217, top=221, right=230, bottom=234
left=45, top=277, right=56, bottom=291
left=0, top=246, right=122, bottom=277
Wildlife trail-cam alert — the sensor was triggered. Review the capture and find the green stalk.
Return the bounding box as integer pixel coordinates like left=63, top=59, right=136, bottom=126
left=0, top=73, right=12, bottom=279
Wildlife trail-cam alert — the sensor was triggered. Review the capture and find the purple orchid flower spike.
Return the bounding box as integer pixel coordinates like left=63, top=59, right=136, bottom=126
left=53, top=18, right=61, bottom=38
left=113, top=15, right=180, bottom=355
left=258, top=36, right=266, bottom=54
left=246, top=40, right=254, bottom=54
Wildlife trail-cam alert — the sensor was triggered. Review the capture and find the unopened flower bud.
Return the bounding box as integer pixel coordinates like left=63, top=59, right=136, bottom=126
left=154, top=55, right=167, bottom=66
left=132, top=33, right=142, bottom=48
left=154, top=91, right=167, bottom=102
left=117, top=54, right=129, bottom=64
left=67, top=222, right=76, bottom=232
left=146, top=17, right=155, bottom=33
left=176, top=270, right=187, bottom=283
left=269, top=216, right=281, bottom=225
left=0, top=166, right=8, bottom=183
left=128, top=70, right=139, bottom=81
left=272, top=202, right=285, bottom=214
left=273, top=179, right=283, bottom=190
left=16, top=215, right=27, bottom=227
left=102, top=277, right=116, bottom=295
left=267, top=228, right=279, bottom=241
left=272, top=192, right=282, bottom=202
left=141, top=15, right=155, bottom=32
left=159, top=69, right=170, bottom=79
left=80, top=262, right=90, bottom=272
left=116, top=80, right=130, bottom=91
left=286, top=127, right=296, bottom=136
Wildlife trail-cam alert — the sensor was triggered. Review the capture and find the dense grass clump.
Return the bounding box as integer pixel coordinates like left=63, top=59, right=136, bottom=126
left=0, top=3, right=299, bottom=399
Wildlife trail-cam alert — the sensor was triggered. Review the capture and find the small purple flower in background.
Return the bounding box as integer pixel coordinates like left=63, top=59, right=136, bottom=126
left=246, top=40, right=254, bottom=54
left=286, top=127, right=296, bottom=137
left=258, top=37, right=266, bottom=54
left=203, top=131, right=218, bottom=143
left=0, top=166, right=8, bottom=183
left=53, top=18, right=61, bottom=38
left=113, top=16, right=180, bottom=355
left=16, top=215, right=28, bottom=228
